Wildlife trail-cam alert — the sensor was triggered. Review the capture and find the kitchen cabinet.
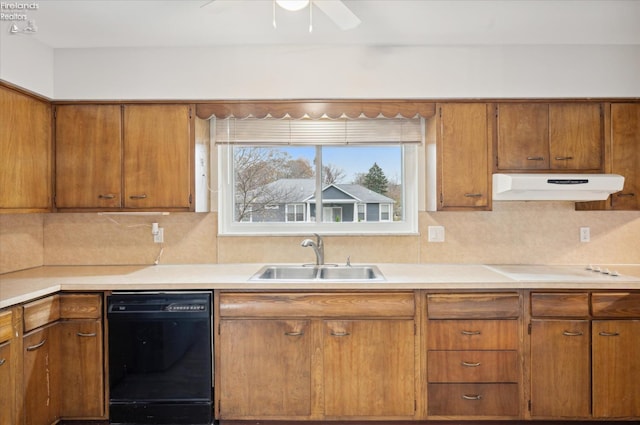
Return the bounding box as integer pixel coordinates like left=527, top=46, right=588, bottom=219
left=436, top=103, right=492, bottom=210
left=426, top=293, right=522, bottom=418
left=23, top=324, right=59, bottom=425
left=609, top=103, right=640, bottom=210
left=0, top=84, right=52, bottom=213
left=0, top=309, right=18, bottom=425
left=58, top=293, right=104, bottom=419
left=529, top=292, right=591, bottom=418
left=591, top=292, right=640, bottom=418
left=217, top=292, right=417, bottom=420
left=54, top=103, right=194, bottom=211
left=495, top=103, right=603, bottom=171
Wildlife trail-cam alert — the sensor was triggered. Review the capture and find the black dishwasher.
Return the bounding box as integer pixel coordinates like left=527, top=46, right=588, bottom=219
left=107, top=292, right=213, bottom=425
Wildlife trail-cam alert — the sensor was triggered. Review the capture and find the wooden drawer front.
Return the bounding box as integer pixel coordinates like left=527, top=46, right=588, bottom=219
left=531, top=292, right=589, bottom=317
left=220, top=292, right=415, bottom=318
left=427, top=293, right=520, bottom=319
left=427, top=320, right=519, bottom=350
left=428, top=350, right=519, bottom=383
left=0, top=310, right=13, bottom=343
left=592, top=292, right=640, bottom=317
left=60, top=293, right=102, bottom=319
left=24, top=295, right=60, bottom=332
left=428, top=383, right=519, bottom=417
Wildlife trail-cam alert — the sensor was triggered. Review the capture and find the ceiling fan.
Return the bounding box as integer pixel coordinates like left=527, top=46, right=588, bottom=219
left=202, top=0, right=361, bottom=31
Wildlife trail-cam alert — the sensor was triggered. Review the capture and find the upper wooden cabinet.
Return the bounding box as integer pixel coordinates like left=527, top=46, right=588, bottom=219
left=55, top=103, right=194, bottom=211
left=495, top=103, right=603, bottom=172
left=609, top=103, right=640, bottom=210
left=436, top=103, right=492, bottom=210
left=0, top=85, right=52, bottom=212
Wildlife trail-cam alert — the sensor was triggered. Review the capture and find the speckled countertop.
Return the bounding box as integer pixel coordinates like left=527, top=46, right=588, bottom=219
left=2, top=263, right=640, bottom=309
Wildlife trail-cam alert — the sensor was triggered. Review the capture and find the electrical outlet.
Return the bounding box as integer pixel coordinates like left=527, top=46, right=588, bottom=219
left=428, top=225, right=445, bottom=242
left=154, top=227, right=164, bottom=243
left=580, top=227, right=590, bottom=243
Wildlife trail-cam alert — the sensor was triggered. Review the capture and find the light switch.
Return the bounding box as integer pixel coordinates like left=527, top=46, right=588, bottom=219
left=428, top=225, right=445, bottom=242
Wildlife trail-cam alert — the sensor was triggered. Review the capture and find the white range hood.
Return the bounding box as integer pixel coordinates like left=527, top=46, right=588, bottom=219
left=493, top=173, right=625, bottom=201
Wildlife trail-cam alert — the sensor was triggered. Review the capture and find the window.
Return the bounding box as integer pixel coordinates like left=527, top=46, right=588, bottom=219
left=216, top=117, right=422, bottom=235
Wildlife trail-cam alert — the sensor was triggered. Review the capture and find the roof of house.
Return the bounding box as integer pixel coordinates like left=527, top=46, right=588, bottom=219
left=260, top=179, right=395, bottom=204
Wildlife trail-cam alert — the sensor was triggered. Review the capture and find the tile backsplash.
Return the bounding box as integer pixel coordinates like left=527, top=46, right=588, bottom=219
left=1, top=202, right=639, bottom=274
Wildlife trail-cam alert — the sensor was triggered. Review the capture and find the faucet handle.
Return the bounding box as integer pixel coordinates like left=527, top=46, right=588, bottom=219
left=346, top=256, right=351, bottom=267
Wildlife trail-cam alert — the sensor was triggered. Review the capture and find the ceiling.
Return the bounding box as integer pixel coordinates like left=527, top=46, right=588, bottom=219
left=9, top=0, right=640, bottom=49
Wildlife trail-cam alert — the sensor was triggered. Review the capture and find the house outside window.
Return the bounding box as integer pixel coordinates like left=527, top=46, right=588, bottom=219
left=216, top=116, right=422, bottom=235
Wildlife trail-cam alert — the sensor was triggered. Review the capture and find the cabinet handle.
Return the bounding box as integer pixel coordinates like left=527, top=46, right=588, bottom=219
left=562, top=330, right=584, bottom=337
left=554, top=156, right=574, bottom=161
left=461, top=330, right=481, bottom=336
left=284, top=331, right=304, bottom=337
left=77, top=332, right=97, bottom=337
left=330, top=331, right=350, bottom=337
left=463, top=193, right=483, bottom=198
left=599, top=331, right=620, bottom=337
left=98, top=194, right=116, bottom=199
left=461, top=361, right=481, bottom=367
left=26, top=338, right=47, bottom=351
left=129, top=194, right=148, bottom=199
left=527, top=156, right=545, bottom=161
left=616, top=192, right=635, bottom=197
left=462, top=394, right=482, bottom=401
left=0, top=358, right=6, bottom=366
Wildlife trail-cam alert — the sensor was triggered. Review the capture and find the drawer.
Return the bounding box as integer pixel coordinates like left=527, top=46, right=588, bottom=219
left=427, top=320, right=519, bottom=350
left=24, top=295, right=60, bottom=332
left=428, top=383, right=520, bottom=417
left=220, top=292, right=415, bottom=318
left=428, top=350, right=519, bottom=383
left=0, top=310, right=13, bottom=344
left=531, top=292, right=589, bottom=317
left=427, top=293, right=520, bottom=319
left=592, top=292, right=640, bottom=317
left=60, top=293, right=102, bottom=319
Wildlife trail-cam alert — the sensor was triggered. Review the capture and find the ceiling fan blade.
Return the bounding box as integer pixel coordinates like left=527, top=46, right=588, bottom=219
left=200, top=0, right=216, bottom=8
left=314, top=0, right=361, bottom=31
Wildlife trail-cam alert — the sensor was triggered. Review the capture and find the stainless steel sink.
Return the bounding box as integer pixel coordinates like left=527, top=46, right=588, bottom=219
left=250, top=265, right=385, bottom=281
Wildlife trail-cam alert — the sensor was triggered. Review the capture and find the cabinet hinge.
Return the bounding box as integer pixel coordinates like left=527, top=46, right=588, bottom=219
left=414, top=323, right=417, bottom=336
left=528, top=323, right=532, bottom=335
left=53, top=106, right=57, bottom=119
left=218, top=323, right=221, bottom=335
left=438, top=106, right=442, bottom=118
left=189, top=193, right=193, bottom=205
left=528, top=399, right=532, bottom=412
left=414, top=399, right=417, bottom=412
left=189, top=107, right=193, bottom=119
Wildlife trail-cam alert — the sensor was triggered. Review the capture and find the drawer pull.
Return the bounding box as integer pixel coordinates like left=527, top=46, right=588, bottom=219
left=463, top=193, right=483, bottom=198
left=129, top=194, right=148, bottom=199
left=0, top=358, right=6, bottom=366
left=26, top=338, right=47, bottom=351
left=284, top=331, right=304, bottom=337
left=562, top=330, right=584, bottom=337
left=461, top=361, right=481, bottom=367
left=98, top=194, right=115, bottom=199
left=77, top=332, right=97, bottom=337
left=462, top=394, right=483, bottom=401
left=554, top=156, right=574, bottom=161
left=616, top=192, right=635, bottom=197
left=527, top=156, right=545, bottom=161
left=461, top=330, right=481, bottom=336
left=599, top=331, right=620, bottom=337
left=330, top=331, right=350, bottom=337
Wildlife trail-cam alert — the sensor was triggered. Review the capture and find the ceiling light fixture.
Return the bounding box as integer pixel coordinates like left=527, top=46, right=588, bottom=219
left=273, top=0, right=313, bottom=32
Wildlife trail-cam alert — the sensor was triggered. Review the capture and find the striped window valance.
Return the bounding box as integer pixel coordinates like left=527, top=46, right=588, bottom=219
left=214, top=117, right=423, bottom=145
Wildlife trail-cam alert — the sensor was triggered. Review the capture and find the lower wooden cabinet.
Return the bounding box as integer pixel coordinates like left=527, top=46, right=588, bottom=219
left=217, top=292, right=417, bottom=421
left=23, top=324, right=60, bottom=425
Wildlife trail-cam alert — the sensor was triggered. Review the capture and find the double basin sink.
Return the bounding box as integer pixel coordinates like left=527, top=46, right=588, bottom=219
left=251, top=265, right=385, bottom=281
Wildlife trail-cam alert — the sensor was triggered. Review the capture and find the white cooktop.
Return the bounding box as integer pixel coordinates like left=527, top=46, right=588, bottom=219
left=486, top=265, right=640, bottom=283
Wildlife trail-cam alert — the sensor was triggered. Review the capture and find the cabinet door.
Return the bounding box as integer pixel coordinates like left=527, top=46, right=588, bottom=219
left=123, top=104, right=192, bottom=209
left=437, top=103, right=490, bottom=209
left=219, top=319, right=311, bottom=418
left=496, top=103, right=549, bottom=170
left=0, top=86, right=51, bottom=211
left=610, top=103, right=640, bottom=210
left=58, top=320, right=104, bottom=418
left=323, top=320, right=415, bottom=418
left=549, top=103, right=603, bottom=170
left=592, top=320, right=640, bottom=418
left=0, top=342, right=14, bottom=425
left=55, top=105, right=122, bottom=209
left=24, top=324, right=59, bottom=425
left=530, top=320, right=590, bottom=418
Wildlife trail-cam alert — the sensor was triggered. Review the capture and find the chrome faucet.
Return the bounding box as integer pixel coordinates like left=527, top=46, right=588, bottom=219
left=301, top=233, right=324, bottom=266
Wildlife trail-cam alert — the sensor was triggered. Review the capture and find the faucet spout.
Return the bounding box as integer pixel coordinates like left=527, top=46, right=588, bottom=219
left=301, top=233, right=324, bottom=265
